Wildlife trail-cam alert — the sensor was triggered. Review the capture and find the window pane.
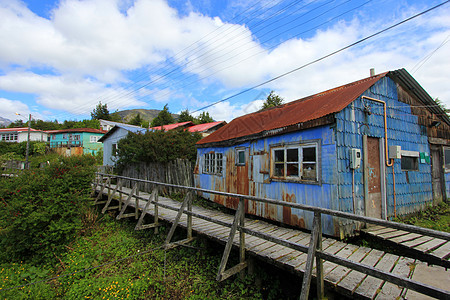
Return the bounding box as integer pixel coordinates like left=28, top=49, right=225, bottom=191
left=302, top=163, right=316, bottom=180
left=445, top=148, right=450, bottom=170
left=274, top=149, right=284, bottom=162
left=274, top=163, right=284, bottom=176
left=286, top=163, right=299, bottom=176
left=401, top=156, right=418, bottom=171
left=287, top=148, right=298, bottom=162
left=238, top=150, right=245, bottom=164
left=303, top=147, right=316, bottom=162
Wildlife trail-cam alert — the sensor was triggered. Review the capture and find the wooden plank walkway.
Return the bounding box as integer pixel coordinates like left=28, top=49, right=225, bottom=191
left=363, top=225, right=450, bottom=269
left=95, top=184, right=449, bottom=299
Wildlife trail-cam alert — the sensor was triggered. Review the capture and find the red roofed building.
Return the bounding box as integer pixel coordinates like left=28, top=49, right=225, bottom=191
left=0, top=127, right=48, bottom=143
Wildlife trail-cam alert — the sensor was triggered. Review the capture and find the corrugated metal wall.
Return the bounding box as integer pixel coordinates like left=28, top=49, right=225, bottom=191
left=195, top=76, right=436, bottom=238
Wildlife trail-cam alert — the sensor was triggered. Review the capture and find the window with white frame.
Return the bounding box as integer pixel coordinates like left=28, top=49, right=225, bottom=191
left=203, top=152, right=223, bottom=175
left=271, top=142, right=319, bottom=182
left=72, top=134, right=81, bottom=141
left=90, top=135, right=100, bottom=143
left=401, top=150, right=419, bottom=171
left=444, top=147, right=450, bottom=172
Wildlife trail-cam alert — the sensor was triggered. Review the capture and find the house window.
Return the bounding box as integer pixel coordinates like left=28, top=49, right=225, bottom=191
left=401, top=150, right=419, bottom=171
left=444, top=147, right=450, bottom=172
left=72, top=134, right=81, bottom=141
left=203, top=152, right=223, bottom=175
left=90, top=135, right=100, bottom=143
left=236, top=148, right=246, bottom=166
left=271, top=142, right=319, bottom=182
left=63, top=134, right=68, bottom=139
left=112, top=143, right=118, bottom=156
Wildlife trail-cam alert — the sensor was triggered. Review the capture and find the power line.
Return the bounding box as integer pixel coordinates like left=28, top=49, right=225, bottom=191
left=191, top=0, right=450, bottom=113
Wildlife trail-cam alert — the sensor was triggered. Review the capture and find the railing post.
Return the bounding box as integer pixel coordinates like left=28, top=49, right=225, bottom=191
left=239, top=197, right=245, bottom=279
left=316, top=213, right=324, bottom=299
left=154, top=188, right=159, bottom=234
left=135, top=182, right=139, bottom=220
left=300, top=211, right=321, bottom=300
left=187, top=191, right=193, bottom=240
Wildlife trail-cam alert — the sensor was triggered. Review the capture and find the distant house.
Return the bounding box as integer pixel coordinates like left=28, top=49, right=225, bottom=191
left=194, top=69, right=450, bottom=238
left=99, top=119, right=137, bottom=132
left=98, top=124, right=146, bottom=166
left=0, top=127, right=48, bottom=143
left=47, top=128, right=106, bottom=156
left=186, top=121, right=227, bottom=137
left=150, top=121, right=194, bottom=131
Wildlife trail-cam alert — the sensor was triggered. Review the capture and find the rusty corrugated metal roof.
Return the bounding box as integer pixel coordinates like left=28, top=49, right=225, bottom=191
left=0, top=127, right=44, bottom=133
left=46, top=128, right=107, bottom=134
left=150, top=121, right=193, bottom=131
left=198, top=72, right=387, bottom=146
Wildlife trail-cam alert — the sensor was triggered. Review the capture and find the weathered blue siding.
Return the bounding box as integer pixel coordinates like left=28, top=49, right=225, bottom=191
left=195, top=76, right=442, bottom=238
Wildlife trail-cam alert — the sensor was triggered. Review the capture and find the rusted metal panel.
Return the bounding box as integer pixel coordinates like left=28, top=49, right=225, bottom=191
left=198, top=74, right=387, bottom=147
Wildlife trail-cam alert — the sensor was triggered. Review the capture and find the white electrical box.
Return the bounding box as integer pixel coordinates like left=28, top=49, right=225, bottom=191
left=389, top=145, right=401, bottom=159
left=350, top=148, right=361, bottom=169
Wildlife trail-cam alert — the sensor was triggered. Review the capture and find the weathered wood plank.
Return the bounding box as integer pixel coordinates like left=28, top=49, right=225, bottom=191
left=353, top=253, right=399, bottom=299
left=414, top=238, right=447, bottom=253
left=337, top=248, right=385, bottom=293
left=322, top=244, right=359, bottom=280
left=375, top=256, right=415, bottom=300
left=429, top=241, right=450, bottom=259
left=402, top=236, right=434, bottom=248
left=389, top=232, right=422, bottom=244
left=378, top=230, right=410, bottom=240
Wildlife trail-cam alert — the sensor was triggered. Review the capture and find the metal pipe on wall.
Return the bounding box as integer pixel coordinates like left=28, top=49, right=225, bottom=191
left=361, top=96, right=397, bottom=218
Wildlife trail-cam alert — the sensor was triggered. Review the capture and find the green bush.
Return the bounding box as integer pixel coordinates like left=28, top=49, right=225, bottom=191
left=115, top=129, right=202, bottom=168
left=0, top=155, right=96, bottom=264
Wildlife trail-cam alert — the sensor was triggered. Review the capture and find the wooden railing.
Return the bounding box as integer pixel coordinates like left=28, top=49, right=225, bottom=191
left=93, top=173, right=450, bottom=300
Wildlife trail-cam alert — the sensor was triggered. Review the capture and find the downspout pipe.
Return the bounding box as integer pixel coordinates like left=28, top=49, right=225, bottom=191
left=361, top=96, right=397, bottom=218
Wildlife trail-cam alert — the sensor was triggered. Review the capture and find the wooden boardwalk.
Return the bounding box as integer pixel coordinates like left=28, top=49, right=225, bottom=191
left=363, top=226, right=450, bottom=269
left=94, top=184, right=449, bottom=299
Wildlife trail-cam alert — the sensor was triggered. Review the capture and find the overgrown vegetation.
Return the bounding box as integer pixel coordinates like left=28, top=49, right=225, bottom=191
left=115, top=129, right=202, bottom=168
left=0, top=156, right=96, bottom=263
left=0, top=161, right=295, bottom=299
left=394, top=202, right=449, bottom=232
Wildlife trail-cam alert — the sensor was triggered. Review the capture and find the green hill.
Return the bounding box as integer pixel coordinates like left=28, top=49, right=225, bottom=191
left=117, top=109, right=179, bottom=123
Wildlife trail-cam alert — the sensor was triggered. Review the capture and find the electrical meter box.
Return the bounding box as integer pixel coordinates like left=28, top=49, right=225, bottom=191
left=389, top=145, right=401, bottom=159
left=350, top=148, right=361, bottom=169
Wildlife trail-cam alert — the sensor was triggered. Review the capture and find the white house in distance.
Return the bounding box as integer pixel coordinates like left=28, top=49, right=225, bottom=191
left=0, top=127, right=48, bottom=143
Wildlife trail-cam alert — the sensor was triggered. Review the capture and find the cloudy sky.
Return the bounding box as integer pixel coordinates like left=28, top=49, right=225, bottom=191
left=0, top=0, right=449, bottom=123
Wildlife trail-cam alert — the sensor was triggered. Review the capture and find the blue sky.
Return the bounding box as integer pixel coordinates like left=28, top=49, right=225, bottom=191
left=0, top=0, right=449, bottom=123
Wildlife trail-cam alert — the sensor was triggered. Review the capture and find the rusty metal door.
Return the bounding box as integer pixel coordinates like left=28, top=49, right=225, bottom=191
left=431, top=146, right=445, bottom=203
left=366, top=137, right=382, bottom=219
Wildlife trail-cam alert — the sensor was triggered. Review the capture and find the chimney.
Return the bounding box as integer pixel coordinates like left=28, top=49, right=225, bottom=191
left=370, top=68, right=375, bottom=77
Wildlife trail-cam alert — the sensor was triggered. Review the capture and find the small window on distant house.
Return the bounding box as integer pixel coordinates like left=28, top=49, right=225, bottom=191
left=203, top=152, right=223, bottom=175
left=72, top=134, right=81, bottom=141
left=444, top=147, right=450, bottom=172
left=90, top=136, right=100, bottom=143
left=271, top=141, right=319, bottom=182
left=63, top=134, right=68, bottom=139
left=112, top=143, right=118, bottom=156
left=236, top=148, right=246, bottom=166
left=401, top=151, right=419, bottom=171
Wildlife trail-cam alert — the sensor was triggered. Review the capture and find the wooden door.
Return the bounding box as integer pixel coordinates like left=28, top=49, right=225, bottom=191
left=366, top=137, right=382, bottom=219
left=431, top=146, right=445, bottom=204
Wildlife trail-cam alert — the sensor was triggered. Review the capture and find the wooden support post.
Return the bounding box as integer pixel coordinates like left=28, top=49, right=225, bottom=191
left=101, top=179, right=123, bottom=214
left=299, top=211, right=321, bottom=300
left=187, top=191, right=193, bottom=240
left=94, top=177, right=110, bottom=205
left=164, top=192, right=194, bottom=249
left=154, top=187, right=159, bottom=234
left=135, top=183, right=140, bottom=220
left=239, top=197, right=246, bottom=279
left=118, top=180, right=123, bottom=211
left=91, top=173, right=100, bottom=197
left=116, top=183, right=138, bottom=220
left=135, top=189, right=161, bottom=230
left=316, top=213, right=324, bottom=300
left=216, top=199, right=247, bottom=282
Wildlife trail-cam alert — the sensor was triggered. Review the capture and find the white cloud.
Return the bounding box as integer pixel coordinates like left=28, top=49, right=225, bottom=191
left=0, top=98, right=31, bottom=121
left=0, top=72, right=146, bottom=116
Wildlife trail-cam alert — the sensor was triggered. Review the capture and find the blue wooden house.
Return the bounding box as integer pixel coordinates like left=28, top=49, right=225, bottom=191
left=194, top=69, right=450, bottom=238
left=98, top=123, right=146, bottom=166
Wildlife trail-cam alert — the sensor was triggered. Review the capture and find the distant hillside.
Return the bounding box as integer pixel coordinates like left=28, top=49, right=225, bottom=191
left=116, top=109, right=179, bottom=123
left=0, top=116, right=12, bottom=127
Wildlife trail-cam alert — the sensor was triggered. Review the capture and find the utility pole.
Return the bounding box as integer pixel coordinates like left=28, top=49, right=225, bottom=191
left=25, top=114, right=31, bottom=168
